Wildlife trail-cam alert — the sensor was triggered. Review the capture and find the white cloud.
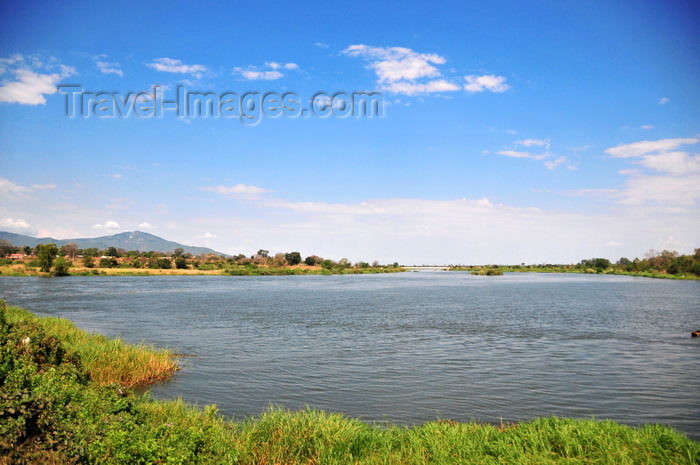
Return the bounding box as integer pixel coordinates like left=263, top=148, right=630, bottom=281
left=637, top=151, right=700, bottom=175
left=544, top=156, right=569, bottom=170
left=342, top=44, right=509, bottom=97
left=658, top=97, right=669, bottom=105
left=0, top=178, right=32, bottom=199
left=92, top=220, right=120, bottom=231
left=515, top=139, right=549, bottom=147
left=314, top=42, right=330, bottom=48
left=497, top=150, right=547, bottom=160
left=234, top=62, right=299, bottom=81
left=31, top=183, right=57, bottom=190
left=95, top=61, right=123, bottom=76
left=0, top=59, right=76, bottom=105
left=598, top=137, right=700, bottom=206
left=200, top=184, right=273, bottom=197
left=0, top=217, right=36, bottom=235
left=137, top=222, right=156, bottom=229
left=464, top=74, right=509, bottom=93
left=147, top=58, right=206, bottom=78
left=640, top=124, right=654, bottom=130
left=605, top=137, right=698, bottom=158
left=109, top=174, right=124, bottom=179
left=236, top=195, right=699, bottom=264
left=198, top=232, right=216, bottom=238
left=341, top=44, right=463, bottom=96
left=617, top=173, right=700, bottom=206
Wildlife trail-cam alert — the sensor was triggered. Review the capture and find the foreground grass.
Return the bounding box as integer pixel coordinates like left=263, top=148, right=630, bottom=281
left=4, top=305, right=177, bottom=388
left=1, top=302, right=698, bottom=464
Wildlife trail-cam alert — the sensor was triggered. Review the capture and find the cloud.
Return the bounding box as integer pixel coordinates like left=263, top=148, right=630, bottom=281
left=463, top=74, right=509, bottom=93
left=314, top=42, right=330, bottom=48
left=241, top=195, right=699, bottom=263
left=92, top=220, right=120, bottom=231
left=137, top=222, right=156, bottom=229
left=31, top=183, right=57, bottom=190
left=147, top=58, right=206, bottom=78
left=200, top=184, right=273, bottom=197
left=233, top=61, right=299, bottom=81
left=0, top=178, right=32, bottom=199
left=594, top=137, right=700, bottom=206
left=636, top=151, right=700, bottom=175
left=95, top=61, right=123, bottom=77
left=109, top=174, right=124, bottom=179
left=341, top=44, right=463, bottom=96
left=640, top=124, right=654, bottom=130
left=605, top=137, right=698, bottom=159
left=0, top=56, right=76, bottom=105
left=544, top=156, right=569, bottom=170
left=515, top=139, right=549, bottom=147
left=342, top=44, right=510, bottom=96
left=658, top=97, right=669, bottom=105
left=0, top=217, right=36, bottom=235
left=198, top=232, right=216, bottom=238
left=497, top=150, right=547, bottom=160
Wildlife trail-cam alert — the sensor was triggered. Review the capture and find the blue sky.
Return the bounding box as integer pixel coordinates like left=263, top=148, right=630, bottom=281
left=1, top=0, right=699, bottom=264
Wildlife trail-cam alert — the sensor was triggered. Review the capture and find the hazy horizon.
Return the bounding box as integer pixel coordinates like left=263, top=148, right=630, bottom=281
left=2, top=1, right=699, bottom=264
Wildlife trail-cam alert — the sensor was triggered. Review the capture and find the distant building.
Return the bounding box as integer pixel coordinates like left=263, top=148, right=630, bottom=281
left=8, top=253, right=24, bottom=260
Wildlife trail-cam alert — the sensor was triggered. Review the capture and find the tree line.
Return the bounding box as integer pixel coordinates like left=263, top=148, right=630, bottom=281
left=0, top=241, right=399, bottom=274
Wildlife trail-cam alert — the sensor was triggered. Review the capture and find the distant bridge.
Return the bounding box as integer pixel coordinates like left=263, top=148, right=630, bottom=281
left=403, top=266, right=450, bottom=271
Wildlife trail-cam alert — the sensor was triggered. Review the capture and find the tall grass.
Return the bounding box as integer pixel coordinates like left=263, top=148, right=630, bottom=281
left=4, top=304, right=178, bottom=387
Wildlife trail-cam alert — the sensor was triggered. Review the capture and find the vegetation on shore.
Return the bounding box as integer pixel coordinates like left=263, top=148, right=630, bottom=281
left=451, top=248, right=700, bottom=280
left=0, top=242, right=404, bottom=277
left=2, top=301, right=698, bottom=464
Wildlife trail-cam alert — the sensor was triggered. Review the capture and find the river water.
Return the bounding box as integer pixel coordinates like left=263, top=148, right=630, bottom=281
left=1, top=272, right=698, bottom=438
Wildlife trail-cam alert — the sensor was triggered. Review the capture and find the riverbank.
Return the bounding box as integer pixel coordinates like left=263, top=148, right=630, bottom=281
left=0, top=263, right=406, bottom=277
left=449, top=266, right=700, bottom=280
left=1, top=302, right=697, bottom=464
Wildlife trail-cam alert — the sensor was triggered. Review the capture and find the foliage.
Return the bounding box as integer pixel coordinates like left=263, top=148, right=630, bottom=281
left=99, top=257, right=119, bottom=268
left=51, top=257, right=70, bottom=276
left=284, top=251, right=302, bottom=266
left=37, top=243, right=58, bottom=273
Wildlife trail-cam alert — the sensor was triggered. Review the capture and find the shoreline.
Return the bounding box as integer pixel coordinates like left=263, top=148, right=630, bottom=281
left=1, top=302, right=698, bottom=463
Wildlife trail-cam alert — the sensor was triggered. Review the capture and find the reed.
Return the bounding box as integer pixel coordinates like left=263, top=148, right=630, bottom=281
left=4, top=304, right=178, bottom=387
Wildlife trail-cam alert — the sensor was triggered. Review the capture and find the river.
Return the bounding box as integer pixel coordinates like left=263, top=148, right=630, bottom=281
left=1, top=272, right=698, bottom=438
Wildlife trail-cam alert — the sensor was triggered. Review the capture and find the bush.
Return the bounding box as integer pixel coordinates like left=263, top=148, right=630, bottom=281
left=99, top=258, right=118, bottom=268
left=51, top=257, right=70, bottom=276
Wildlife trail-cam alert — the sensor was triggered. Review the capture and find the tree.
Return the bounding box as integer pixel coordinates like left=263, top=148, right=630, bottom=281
left=61, top=243, right=79, bottom=260
left=272, top=253, right=286, bottom=267
left=106, top=247, right=119, bottom=257
left=257, top=249, right=269, bottom=258
left=23, top=246, right=31, bottom=256
left=99, top=257, right=118, bottom=268
left=285, top=252, right=302, bottom=266
left=83, top=256, right=95, bottom=268
left=0, top=240, right=14, bottom=257
left=52, top=257, right=70, bottom=276
left=304, top=256, right=317, bottom=266
left=83, top=248, right=99, bottom=259
left=174, top=257, right=188, bottom=269
left=37, top=243, right=58, bottom=273
left=173, top=248, right=185, bottom=258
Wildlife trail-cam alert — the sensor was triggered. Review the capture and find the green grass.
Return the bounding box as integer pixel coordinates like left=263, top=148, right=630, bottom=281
left=4, top=304, right=178, bottom=388
left=1, top=301, right=698, bottom=464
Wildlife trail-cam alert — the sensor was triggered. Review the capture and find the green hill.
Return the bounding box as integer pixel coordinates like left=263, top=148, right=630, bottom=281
left=0, top=230, right=224, bottom=256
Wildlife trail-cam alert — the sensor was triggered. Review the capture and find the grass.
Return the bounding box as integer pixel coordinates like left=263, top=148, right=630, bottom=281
left=4, top=304, right=178, bottom=388
left=1, top=301, right=698, bottom=464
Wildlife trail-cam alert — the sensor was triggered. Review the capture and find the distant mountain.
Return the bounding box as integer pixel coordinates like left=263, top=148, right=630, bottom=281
left=0, top=231, right=225, bottom=256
